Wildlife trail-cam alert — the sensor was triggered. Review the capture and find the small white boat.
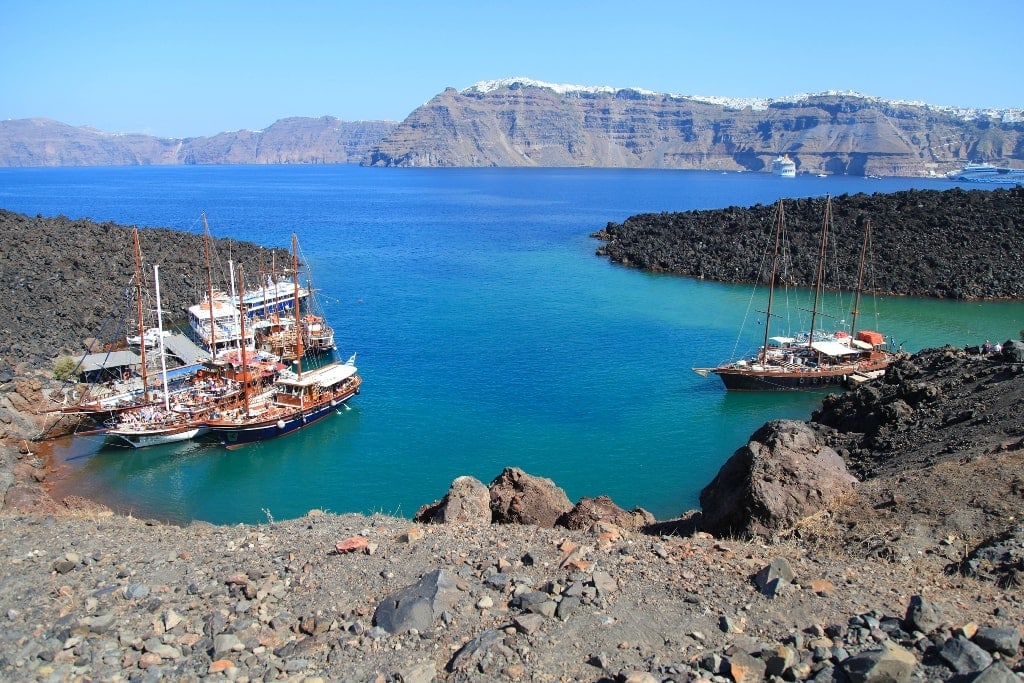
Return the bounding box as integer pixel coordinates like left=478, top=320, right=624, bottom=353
left=127, top=327, right=170, bottom=348
left=105, top=420, right=204, bottom=448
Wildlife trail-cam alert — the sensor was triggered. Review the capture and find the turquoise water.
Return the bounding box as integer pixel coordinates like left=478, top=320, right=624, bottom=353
left=2, top=167, right=1021, bottom=524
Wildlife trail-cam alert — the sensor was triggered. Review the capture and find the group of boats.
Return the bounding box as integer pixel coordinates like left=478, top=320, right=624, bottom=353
left=693, top=196, right=897, bottom=391
left=65, top=192, right=901, bottom=455
left=63, top=216, right=361, bottom=450
left=771, top=157, right=1023, bottom=184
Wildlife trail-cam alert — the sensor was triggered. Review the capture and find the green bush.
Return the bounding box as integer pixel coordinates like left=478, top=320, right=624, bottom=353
left=53, top=356, right=78, bottom=382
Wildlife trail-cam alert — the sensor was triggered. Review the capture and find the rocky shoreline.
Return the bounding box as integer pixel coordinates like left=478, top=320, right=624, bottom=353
left=593, top=186, right=1024, bottom=300
left=0, top=209, right=288, bottom=370
left=1, top=209, right=1023, bottom=681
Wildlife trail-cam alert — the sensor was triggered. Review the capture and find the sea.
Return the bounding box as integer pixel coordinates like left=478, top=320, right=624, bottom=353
left=1, top=166, right=1021, bottom=525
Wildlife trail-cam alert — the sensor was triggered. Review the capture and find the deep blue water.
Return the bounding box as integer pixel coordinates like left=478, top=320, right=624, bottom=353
left=2, top=166, right=1021, bottom=524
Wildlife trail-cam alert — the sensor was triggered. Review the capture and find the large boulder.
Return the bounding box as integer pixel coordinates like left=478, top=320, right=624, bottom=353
left=699, top=420, right=858, bottom=538
left=488, top=467, right=573, bottom=527
left=999, top=338, right=1024, bottom=362
left=372, top=569, right=461, bottom=634
left=556, top=495, right=655, bottom=531
left=414, top=475, right=492, bottom=525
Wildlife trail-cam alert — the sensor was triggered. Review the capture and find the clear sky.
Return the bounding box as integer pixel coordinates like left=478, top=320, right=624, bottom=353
left=2, top=0, right=1019, bottom=138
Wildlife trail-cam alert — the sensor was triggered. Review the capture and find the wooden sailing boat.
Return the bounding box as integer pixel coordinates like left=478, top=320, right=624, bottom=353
left=104, top=262, right=207, bottom=448
left=101, top=219, right=275, bottom=446
left=693, top=197, right=894, bottom=391
left=204, top=235, right=361, bottom=449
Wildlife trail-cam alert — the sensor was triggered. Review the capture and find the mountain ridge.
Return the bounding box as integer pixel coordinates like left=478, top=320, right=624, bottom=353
left=3, top=78, right=1023, bottom=175
left=0, top=116, right=397, bottom=167
left=364, top=79, right=1024, bottom=176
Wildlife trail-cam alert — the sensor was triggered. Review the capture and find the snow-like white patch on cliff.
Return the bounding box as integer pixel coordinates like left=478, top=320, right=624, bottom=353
left=464, top=78, right=1023, bottom=121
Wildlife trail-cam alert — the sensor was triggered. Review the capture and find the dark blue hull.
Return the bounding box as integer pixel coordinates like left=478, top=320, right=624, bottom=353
left=207, top=394, right=353, bottom=449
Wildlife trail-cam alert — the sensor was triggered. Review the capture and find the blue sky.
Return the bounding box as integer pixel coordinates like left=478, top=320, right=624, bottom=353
left=3, top=0, right=1019, bottom=138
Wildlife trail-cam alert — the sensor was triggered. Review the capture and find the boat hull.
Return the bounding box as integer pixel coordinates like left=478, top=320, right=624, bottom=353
left=709, top=354, right=893, bottom=391
left=711, top=368, right=850, bottom=391
left=104, top=424, right=206, bottom=449
left=206, top=387, right=358, bottom=449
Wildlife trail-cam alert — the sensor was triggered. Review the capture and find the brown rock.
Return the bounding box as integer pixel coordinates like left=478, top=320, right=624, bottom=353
left=488, top=467, right=572, bottom=527
left=842, top=641, right=917, bottom=683
left=513, top=613, right=546, bottom=635
left=209, top=659, right=235, bottom=673
left=137, top=652, right=162, bottom=668
left=61, top=496, right=112, bottom=515
left=3, top=482, right=59, bottom=514
left=556, top=495, right=655, bottom=531
left=728, top=650, right=767, bottom=683
left=699, top=420, right=857, bottom=538
left=334, top=536, right=369, bottom=554
left=225, top=572, right=250, bottom=586
left=414, top=475, right=492, bottom=525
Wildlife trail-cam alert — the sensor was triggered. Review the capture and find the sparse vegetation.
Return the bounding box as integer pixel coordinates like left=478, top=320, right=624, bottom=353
left=52, top=356, right=77, bottom=381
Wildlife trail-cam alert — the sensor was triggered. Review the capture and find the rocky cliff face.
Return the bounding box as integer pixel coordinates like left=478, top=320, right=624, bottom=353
left=0, top=117, right=396, bottom=167
left=5, top=80, right=1022, bottom=175
left=365, top=79, right=1024, bottom=176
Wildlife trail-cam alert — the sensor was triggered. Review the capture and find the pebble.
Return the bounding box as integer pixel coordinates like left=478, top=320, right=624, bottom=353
left=124, top=583, right=150, bottom=600
left=0, top=495, right=1019, bottom=682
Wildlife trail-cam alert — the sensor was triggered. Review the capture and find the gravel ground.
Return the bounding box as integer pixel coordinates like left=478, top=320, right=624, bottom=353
left=2, top=209, right=1024, bottom=681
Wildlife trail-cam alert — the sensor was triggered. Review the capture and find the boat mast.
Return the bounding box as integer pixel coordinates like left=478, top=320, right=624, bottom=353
left=850, top=217, right=871, bottom=341
left=260, top=249, right=268, bottom=320
left=292, top=234, right=303, bottom=377
left=202, top=213, right=218, bottom=357
left=132, top=228, right=148, bottom=401
left=154, top=265, right=171, bottom=411
left=228, top=259, right=237, bottom=352
left=237, top=264, right=250, bottom=417
left=759, top=200, right=785, bottom=364
left=807, top=195, right=831, bottom=347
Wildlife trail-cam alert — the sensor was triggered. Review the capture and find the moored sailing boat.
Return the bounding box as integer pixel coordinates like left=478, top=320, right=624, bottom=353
left=204, top=236, right=361, bottom=448
left=105, top=259, right=206, bottom=448
left=693, top=198, right=895, bottom=391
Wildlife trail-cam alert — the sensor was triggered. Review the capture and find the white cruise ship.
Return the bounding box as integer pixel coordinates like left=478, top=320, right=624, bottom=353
left=947, top=162, right=1024, bottom=184
left=772, top=155, right=797, bottom=177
